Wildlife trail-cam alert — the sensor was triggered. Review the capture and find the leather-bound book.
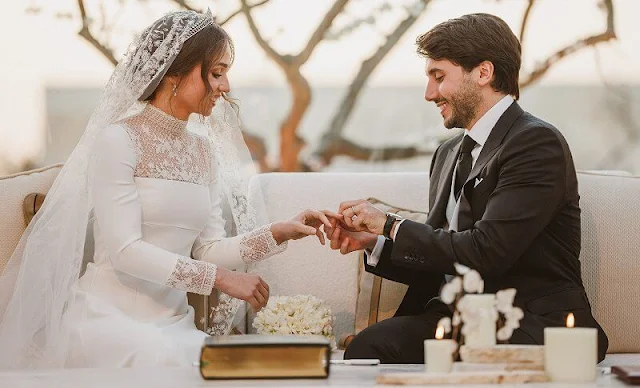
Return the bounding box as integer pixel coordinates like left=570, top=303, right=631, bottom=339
left=612, top=365, right=640, bottom=385
left=199, top=334, right=331, bottom=380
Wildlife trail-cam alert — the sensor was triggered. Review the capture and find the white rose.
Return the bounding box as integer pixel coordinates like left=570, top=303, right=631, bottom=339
left=449, top=277, right=463, bottom=293
left=463, top=270, right=483, bottom=293
left=505, top=306, right=524, bottom=321
left=440, top=283, right=458, bottom=304
left=252, top=295, right=334, bottom=339
left=495, top=288, right=517, bottom=313
left=438, top=317, right=452, bottom=334
left=454, top=263, right=470, bottom=275
left=504, top=317, right=521, bottom=330
left=497, top=326, right=514, bottom=341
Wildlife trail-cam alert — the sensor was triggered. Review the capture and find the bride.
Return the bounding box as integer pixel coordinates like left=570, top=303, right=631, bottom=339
left=0, top=10, right=334, bottom=369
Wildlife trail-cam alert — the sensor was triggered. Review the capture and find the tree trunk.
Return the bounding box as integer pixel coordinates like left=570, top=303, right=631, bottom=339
left=279, top=70, right=311, bottom=171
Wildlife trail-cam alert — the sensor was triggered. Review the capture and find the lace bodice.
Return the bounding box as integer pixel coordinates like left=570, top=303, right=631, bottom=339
left=124, top=104, right=211, bottom=185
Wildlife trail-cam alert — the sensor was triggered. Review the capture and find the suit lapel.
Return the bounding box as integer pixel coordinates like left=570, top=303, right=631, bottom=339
left=465, top=101, right=524, bottom=184
left=458, top=102, right=524, bottom=230
left=427, top=134, right=462, bottom=227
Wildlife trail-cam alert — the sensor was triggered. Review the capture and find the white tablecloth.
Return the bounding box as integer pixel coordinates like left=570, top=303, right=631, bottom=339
left=0, top=365, right=626, bottom=387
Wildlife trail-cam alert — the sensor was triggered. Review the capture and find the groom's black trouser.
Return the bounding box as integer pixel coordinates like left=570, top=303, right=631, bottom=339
left=343, top=300, right=451, bottom=364
left=343, top=298, right=549, bottom=364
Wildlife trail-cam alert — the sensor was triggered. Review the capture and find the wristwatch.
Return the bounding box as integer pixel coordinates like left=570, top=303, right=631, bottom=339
left=383, top=212, right=403, bottom=240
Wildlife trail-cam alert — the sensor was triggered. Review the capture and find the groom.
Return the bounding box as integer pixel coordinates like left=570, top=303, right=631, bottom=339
left=325, top=13, right=608, bottom=363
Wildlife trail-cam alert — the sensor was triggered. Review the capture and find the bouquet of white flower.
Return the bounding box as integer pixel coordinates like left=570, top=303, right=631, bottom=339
left=252, top=295, right=335, bottom=348
left=437, top=263, right=525, bottom=356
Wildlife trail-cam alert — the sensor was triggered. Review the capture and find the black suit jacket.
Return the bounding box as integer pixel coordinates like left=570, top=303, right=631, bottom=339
left=365, top=101, right=609, bottom=361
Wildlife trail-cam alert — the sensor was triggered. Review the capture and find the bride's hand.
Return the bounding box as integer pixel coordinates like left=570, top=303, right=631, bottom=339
left=215, top=268, right=269, bottom=312
left=270, top=209, right=336, bottom=245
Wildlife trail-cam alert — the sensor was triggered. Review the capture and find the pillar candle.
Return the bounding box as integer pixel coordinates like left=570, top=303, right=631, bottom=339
left=463, top=293, right=497, bottom=348
left=544, top=313, right=597, bottom=382
left=424, top=325, right=456, bottom=373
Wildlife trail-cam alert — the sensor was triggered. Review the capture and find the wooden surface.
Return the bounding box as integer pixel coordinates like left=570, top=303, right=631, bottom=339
left=377, top=370, right=549, bottom=385
left=460, top=345, right=544, bottom=370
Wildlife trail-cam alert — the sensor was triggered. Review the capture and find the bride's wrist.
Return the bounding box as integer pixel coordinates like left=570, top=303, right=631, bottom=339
left=270, top=222, right=287, bottom=245
left=215, top=267, right=230, bottom=291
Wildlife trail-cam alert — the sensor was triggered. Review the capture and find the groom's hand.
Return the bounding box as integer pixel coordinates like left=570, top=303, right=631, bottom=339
left=323, top=211, right=378, bottom=255
left=338, top=199, right=387, bottom=236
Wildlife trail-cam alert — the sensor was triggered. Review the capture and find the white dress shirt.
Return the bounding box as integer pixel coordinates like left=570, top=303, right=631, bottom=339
left=367, top=95, right=515, bottom=266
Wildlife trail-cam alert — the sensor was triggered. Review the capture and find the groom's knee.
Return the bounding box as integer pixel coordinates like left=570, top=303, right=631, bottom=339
left=343, top=331, right=379, bottom=360
left=343, top=325, right=399, bottom=363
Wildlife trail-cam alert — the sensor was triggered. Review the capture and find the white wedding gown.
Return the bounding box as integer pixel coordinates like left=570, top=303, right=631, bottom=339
left=63, top=104, right=285, bottom=368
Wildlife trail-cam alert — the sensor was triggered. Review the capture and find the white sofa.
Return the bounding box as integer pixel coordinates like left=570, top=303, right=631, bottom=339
left=1, top=166, right=639, bottom=366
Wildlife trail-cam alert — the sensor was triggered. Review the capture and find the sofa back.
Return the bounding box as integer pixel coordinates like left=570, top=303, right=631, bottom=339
left=1, top=167, right=638, bottom=353
left=577, top=172, right=640, bottom=353
left=252, top=172, right=640, bottom=354
left=0, top=164, right=63, bottom=274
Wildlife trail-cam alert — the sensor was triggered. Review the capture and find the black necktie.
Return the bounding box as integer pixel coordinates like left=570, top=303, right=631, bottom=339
left=454, top=135, right=476, bottom=200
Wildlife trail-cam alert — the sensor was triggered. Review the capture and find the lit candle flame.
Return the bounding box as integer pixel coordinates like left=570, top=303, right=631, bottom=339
left=435, top=325, right=445, bottom=340
left=566, top=312, right=575, bottom=328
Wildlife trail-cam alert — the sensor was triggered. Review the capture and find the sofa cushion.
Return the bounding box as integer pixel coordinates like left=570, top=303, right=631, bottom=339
left=367, top=197, right=429, bottom=224
left=0, top=164, right=63, bottom=274
left=578, top=172, right=640, bottom=353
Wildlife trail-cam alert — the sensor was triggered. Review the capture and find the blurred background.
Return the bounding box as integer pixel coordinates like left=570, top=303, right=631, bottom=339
left=1, top=0, right=638, bottom=175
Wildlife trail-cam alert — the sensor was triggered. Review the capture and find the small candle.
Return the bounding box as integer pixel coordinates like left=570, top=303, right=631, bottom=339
left=424, top=325, right=456, bottom=373
left=463, top=294, right=497, bottom=348
left=544, top=313, right=597, bottom=382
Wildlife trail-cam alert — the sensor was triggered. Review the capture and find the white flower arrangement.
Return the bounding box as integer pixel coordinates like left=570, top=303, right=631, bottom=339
left=252, top=294, right=336, bottom=348
left=437, top=263, right=524, bottom=354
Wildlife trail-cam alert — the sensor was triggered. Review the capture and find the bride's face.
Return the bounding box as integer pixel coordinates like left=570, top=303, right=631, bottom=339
left=179, top=46, right=231, bottom=116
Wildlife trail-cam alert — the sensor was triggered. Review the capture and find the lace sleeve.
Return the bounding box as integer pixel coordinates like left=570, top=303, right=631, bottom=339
left=165, top=257, right=217, bottom=295
left=239, top=224, right=287, bottom=263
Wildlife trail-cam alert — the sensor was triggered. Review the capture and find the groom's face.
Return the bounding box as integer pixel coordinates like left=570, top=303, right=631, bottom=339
left=424, top=59, right=481, bottom=130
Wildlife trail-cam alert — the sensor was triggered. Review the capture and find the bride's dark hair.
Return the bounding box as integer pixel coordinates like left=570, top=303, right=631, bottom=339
left=144, top=23, right=235, bottom=114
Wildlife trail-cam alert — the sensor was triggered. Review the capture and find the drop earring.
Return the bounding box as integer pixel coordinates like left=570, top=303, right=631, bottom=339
left=172, top=84, right=178, bottom=97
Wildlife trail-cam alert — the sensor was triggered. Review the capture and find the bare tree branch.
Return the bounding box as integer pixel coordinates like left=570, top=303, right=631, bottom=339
left=296, top=0, right=350, bottom=66
left=519, top=0, right=536, bottom=43
left=520, top=0, right=615, bottom=88
left=315, top=0, right=430, bottom=166
left=240, top=0, right=287, bottom=67
left=77, top=0, right=118, bottom=65
left=171, top=0, right=273, bottom=25
left=302, top=137, right=433, bottom=171
left=241, top=0, right=349, bottom=170
left=219, top=0, right=271, bottom=26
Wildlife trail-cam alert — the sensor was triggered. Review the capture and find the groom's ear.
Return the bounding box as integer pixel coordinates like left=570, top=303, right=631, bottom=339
left=476, top=60, right=495, bottom=87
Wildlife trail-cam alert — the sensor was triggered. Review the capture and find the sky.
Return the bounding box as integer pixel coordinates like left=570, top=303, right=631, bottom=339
left=1, top=0, right=639, bottom=166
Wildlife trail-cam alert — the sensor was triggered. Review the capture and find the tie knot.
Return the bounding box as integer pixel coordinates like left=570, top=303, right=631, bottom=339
left=460, top=135, right=476, bottom=154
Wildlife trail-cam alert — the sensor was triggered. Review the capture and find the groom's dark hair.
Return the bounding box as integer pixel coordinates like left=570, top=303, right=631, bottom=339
left=416, top=13, right=521, bottom=99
